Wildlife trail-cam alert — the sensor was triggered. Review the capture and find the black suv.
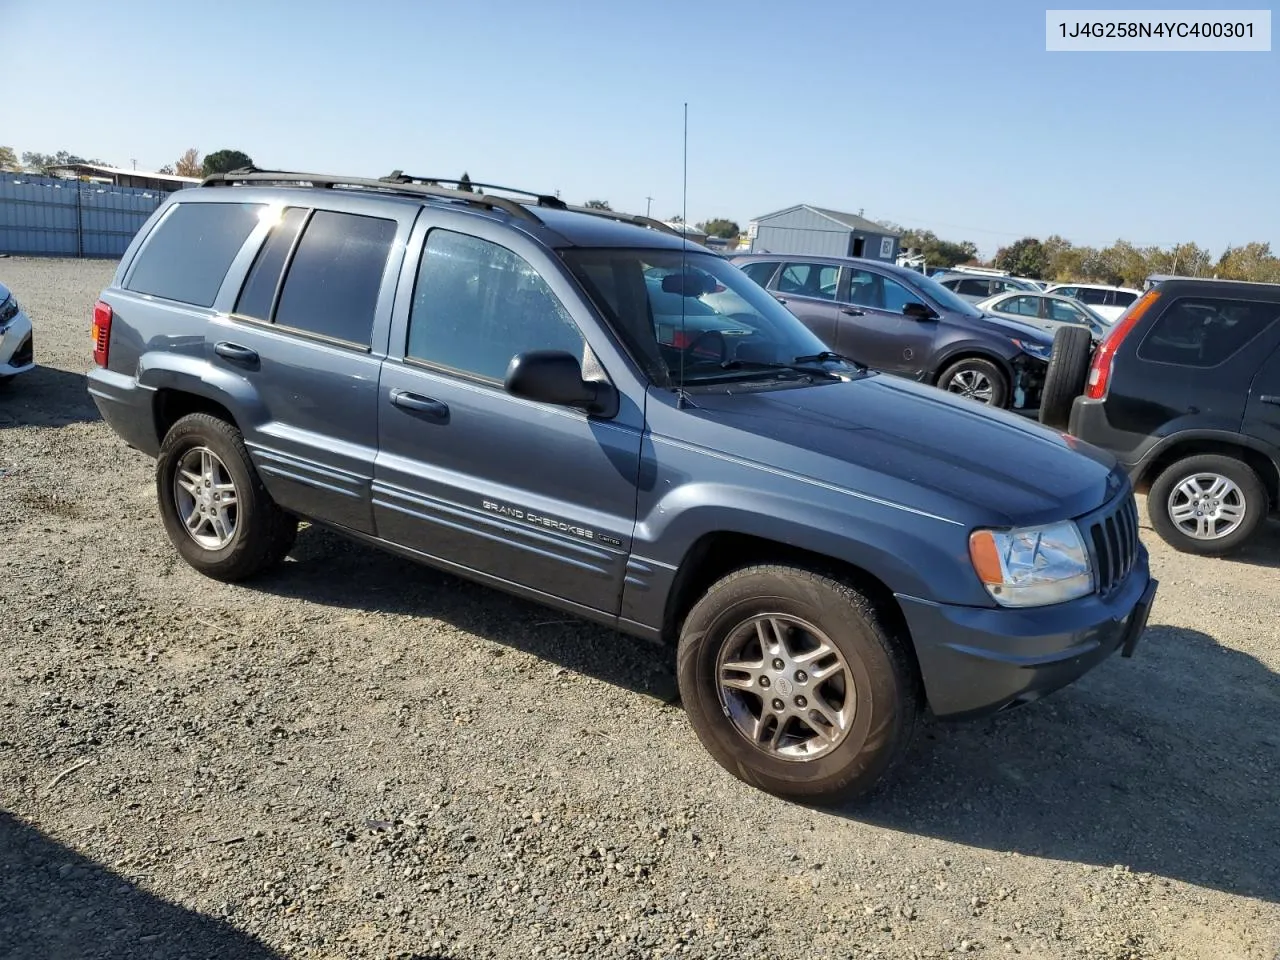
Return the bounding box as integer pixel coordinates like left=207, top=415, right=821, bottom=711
left=87, top=169, right=1157, bottom=801
left=1042, top=279, right=1280, bottom=555
left=731, top=254, right=1055, bottom=412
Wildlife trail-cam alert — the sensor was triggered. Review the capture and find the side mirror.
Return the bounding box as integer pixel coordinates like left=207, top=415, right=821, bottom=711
left=504, top=350, right=618, bottom=418
left=902, top=301, right=938, bottom=321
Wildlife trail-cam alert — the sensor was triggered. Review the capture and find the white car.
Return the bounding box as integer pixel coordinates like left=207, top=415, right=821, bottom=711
left=0, top=280, right=34, bottom=383
left=1043, top=283, right=1141, bottom=323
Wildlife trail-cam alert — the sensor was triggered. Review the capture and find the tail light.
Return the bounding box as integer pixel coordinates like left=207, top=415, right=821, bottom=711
left=92, top=300, right=113, bottom=367
left=670, top=329, right=693, bottom=349
left=1084, top=290, right=1160, bottom=400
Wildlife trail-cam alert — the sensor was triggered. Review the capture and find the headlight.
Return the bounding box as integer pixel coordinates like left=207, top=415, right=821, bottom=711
left=1012, top=338, right=1051, bottom=360
left=969, top=520, right=1093, bottom=607
left=0, top=294, right=17, bottom=328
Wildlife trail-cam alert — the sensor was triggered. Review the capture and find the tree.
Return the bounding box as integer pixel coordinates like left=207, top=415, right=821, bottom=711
left=174, top=148, right=202, bottom=178
left=879, top=222, right=977, bottom=269
left=668, top=214, right=683, bottom=223
left=0, top=146, right=18, bottom=171
left=584, top=199, right=612, bottom=210
left=696, top=218, right=741, bottom=239
left=992, top=237, right=1048, bottom=279
left=157, top=164, right=175, bottom=175
left=201, top=149, right=254, bottom=176
left=20, top=150, right=105, bottom=174
left=457, top=172, right=474, bottom=193
left=1217, top=242, right=1280, bottom=283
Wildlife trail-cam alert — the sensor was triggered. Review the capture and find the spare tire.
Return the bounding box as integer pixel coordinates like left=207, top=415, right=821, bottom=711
left=1038, top=325, right=1094, bottom=430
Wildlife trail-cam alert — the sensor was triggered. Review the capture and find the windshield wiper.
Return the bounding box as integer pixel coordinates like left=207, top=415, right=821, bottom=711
left=792, top=351, right=867, bottom=371
left=685, top=359, right=839, bottom=383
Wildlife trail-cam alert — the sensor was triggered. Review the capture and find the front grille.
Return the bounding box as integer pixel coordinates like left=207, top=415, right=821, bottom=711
left=1087, top=493, right=1140, bottom=595
left=11, top=332, right=33, bottom=368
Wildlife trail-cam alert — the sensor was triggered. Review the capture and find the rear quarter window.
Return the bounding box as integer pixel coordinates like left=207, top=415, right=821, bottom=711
left=1137, top=297, right=1280, bottom=367
left=125, top=202, right=263, bottom=307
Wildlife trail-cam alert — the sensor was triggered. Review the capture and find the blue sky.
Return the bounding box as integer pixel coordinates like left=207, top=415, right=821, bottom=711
left=3, top=0, right=1276, bottom=257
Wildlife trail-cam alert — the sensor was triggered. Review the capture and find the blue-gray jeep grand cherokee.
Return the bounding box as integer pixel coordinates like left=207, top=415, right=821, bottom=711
left=86, top=170, right=1158, bottom=802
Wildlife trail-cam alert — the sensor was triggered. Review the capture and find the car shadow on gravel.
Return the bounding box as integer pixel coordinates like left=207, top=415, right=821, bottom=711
left=847, top=624, right=1280, bottom=903
left=255, top=525, right=679, bottom=702
left=1222, top=518, right=1280, bottom=568
left=0, top=366, right=99, bottom=429
left=0, top=811, right=281, bottom=959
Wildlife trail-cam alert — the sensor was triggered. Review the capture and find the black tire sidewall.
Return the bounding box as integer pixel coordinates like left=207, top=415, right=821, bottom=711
left=677, top=568, right=912, bottom=801
left=1147, top=455, right=1267, bottom=555
left=1039, top=325, right=1092, bottom=429
left=939, top=358, right=1008, bottom=408
left=155, top=414, right=277, bottom=579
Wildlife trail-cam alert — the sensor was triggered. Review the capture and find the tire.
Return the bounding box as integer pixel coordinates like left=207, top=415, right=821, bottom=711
left=677, top=565, right=920, bottom=804
left=1146, top=454, right=1267, bottom=556
left=155, top=413, right=298, bottom=582
left=936, top=357, right=1008, bottom=407
left=1038, top=325, right=1093, bottom=430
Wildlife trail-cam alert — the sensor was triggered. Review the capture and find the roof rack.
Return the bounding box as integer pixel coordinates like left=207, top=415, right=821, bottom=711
left=200, top=167, right=684, bottom=238
left=200, top=167, right=540, bottom=223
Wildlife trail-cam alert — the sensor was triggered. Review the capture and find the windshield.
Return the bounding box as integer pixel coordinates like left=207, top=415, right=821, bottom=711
left=908, top=272, right=984, bottom=317
left=563, top=249, right=846, bottom=386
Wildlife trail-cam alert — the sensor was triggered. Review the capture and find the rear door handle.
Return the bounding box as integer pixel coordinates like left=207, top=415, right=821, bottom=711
left=773, top=295, right=788, bottom=304
left=1262, top=395, right=1280, bottom=406
left=391, top=389, right=449, bottom=423
left=840, top=307, right=865, bottom=316
left=214, top=341, right=259, bottom=364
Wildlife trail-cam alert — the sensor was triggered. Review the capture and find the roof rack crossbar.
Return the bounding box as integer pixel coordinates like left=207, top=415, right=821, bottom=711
left=382, top=172, right=567, bottom=209
left=200, top=168, right=541, bottom=223
left=560, top=204, right=683, bottom=237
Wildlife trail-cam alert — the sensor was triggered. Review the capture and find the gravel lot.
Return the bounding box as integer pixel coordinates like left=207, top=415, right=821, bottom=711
left=1, top=256, right=1278, bottom=960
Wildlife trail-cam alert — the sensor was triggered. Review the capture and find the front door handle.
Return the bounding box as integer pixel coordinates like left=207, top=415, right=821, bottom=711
left=1261, top=395, right=1280, bottom=406
left=391, top=389, right=449, bottom=423
left=840, top=306, right=865, bottom=316
left=214, top=341, right=259, bottom=365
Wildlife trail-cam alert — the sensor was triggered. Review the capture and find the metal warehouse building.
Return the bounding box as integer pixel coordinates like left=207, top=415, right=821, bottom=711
left=746, top=204, right=901, bottom=261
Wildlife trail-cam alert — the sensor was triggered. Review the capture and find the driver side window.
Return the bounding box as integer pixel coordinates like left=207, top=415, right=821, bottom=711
left=407, top=229, right=585, bottom=382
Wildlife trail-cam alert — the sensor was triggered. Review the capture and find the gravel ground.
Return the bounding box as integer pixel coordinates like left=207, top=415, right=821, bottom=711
left=1, top=256, right=1278, bottom=960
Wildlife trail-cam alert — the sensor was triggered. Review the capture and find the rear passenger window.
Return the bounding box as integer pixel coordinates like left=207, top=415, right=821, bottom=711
left=273, top=210, right=397, bottom=346
left=956, top=278, right=990, bottom=297
left=407, top=229, right=584, bottom=382
left=234, top=207, right=307, bottom=321
left=777, top=263, right=839, bottom=300
left=1113, top=291, right=1138, bottom=308
left=126, top=202, right=262, bottom=307
left=1137, top=297, right=1280, bottom=367
left=1077, top=288, right=1110, bottom=306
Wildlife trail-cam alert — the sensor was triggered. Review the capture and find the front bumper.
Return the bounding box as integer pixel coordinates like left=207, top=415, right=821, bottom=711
left=0, top=312, right=35, bottom=376
left=897, top=554, right=1157, bottom=719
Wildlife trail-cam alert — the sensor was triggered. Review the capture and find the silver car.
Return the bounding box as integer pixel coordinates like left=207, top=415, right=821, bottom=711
left=975, top=290, right=1111, bottom=339
left=0, top=280, right=34, bottom=383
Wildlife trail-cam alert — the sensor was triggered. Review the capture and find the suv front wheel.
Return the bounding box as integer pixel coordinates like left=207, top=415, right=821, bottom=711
left=677, top=565, right=920, bottom=803
left=1147, top=453, right=1267, bottom=555
left=937, top=357, right=1008, bottom=407
left=156, top=413, right=298, bottom=581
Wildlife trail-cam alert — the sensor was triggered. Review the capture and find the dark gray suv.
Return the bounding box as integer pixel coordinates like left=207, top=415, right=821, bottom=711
left=733, top=254, right=1056, bottom=411
left=87, top=169, right=1157, bottom=802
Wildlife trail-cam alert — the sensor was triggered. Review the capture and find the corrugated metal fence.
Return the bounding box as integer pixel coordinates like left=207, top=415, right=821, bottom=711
left=0, top=174, right=171, bottom=258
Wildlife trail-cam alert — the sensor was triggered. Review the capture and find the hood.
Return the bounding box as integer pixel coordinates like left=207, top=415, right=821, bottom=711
left=680, top=374, right=1122, bottom=527
left=970, top=311, right=1056, bottom=345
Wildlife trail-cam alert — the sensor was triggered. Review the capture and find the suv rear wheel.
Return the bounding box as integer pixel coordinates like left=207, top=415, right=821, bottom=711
left=1147, top=453, right=1267, bottom=555
left=937, top=357, right=1008, bottom=407
left=676, top=565, right=919, bottom=803
left=156, top=413, right=298, bottom=581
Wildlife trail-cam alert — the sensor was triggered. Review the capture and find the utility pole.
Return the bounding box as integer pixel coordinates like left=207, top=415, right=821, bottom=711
left=131, top=158, right=138, bottom=170
left=645, top=196, right=654, bottom=217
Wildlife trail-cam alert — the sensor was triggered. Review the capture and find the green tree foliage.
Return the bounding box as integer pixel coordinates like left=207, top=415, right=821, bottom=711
left=992, top=237, right=1049, bottom=279
left=20, top=150, right=106, bottom=174
left=201, top=149, right=254, bottom=176
left=1217, top=242, right=1280, bottom=283
left=0, top=146, right=18, bottom=171
left=457, top=172, right=474, bottom=193
left=584, top=199, right=612, bottom=210
left=696, top=218, right=741, bottom=239
left=879, top=222, right=978, bottom=269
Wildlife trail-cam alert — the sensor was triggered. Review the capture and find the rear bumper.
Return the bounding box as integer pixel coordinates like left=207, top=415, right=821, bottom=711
left=897, top=554, right=1157, bottom=720
left=1068, top=397, right=1149, bottom=479
left=87, top=366, right=160, bottom=457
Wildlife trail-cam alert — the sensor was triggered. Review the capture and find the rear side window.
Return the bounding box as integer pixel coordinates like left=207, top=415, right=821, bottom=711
left=1076, top=287, right=1110, bottom=306
left=1113, top=291, right=1138, bottom=307
left=407, top=229, right=584, bottom=382
left=273, top=211, right=397, bottom=346
left=234, top=207, right=308, bottom=321
left=126, top=202, right=262, bottom=307
left=956, top=278, right=990, bottom=297
left=1137, top=297, right=1280, bottom=367
left=777, top=263, right=839, bottom=300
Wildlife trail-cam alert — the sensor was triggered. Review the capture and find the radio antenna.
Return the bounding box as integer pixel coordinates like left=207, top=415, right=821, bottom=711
left=676, top=101, right=690, bottom=409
